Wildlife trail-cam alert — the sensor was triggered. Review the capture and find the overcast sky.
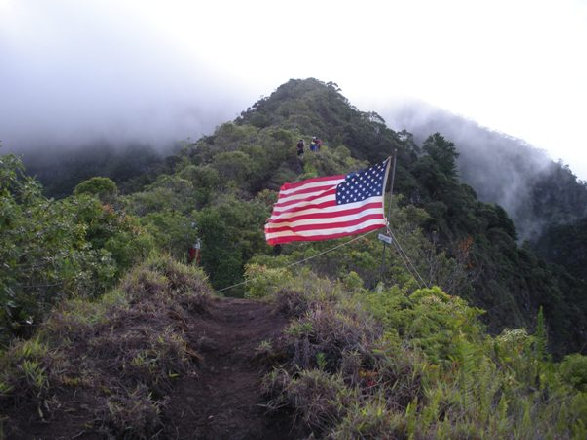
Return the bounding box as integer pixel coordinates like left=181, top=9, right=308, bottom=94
left=1, top=0, right=586, bottom=180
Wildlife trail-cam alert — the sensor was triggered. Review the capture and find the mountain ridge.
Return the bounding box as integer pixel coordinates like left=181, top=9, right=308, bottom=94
left=181, top=78, right=586, bottom=355
left=2, top=77, right=587, bottom=439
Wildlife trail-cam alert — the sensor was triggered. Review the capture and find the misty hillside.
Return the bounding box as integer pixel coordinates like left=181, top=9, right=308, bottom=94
left=16, top=142, right=181, bottom=198
left=382, top=102, right=587, bottom=242
left=2, top=78, right=586, bottom=439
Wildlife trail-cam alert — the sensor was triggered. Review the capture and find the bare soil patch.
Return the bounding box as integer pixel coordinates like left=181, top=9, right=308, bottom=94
left=162, top=296, right=298, bottom=440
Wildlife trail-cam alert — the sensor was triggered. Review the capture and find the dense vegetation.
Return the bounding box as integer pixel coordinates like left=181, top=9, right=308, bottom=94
left=254, top=269, right=587, bottom=439
left=1, top=78, right=586, bottom=438
left=0, top=153, right=154, bottom=346
left=533, top=217, right=587, bottom=283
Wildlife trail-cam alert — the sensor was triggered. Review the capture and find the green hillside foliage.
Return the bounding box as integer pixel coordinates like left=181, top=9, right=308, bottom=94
left=73, top=176, right=118, bottom=202
left=533, top=216, right=587, bottom=282
left=0, top=153, right=154, bottom=346
left=385, top=103, right=587, bottom=242
left=529, top=162, right=587, bottom=230
left=257, top=269, right=587, bottom=439
left=236, top=78, right=406, bottom=165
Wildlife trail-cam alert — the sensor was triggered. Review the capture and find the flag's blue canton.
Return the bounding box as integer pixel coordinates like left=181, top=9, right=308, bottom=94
left=336, top=160, right=387, bottom=205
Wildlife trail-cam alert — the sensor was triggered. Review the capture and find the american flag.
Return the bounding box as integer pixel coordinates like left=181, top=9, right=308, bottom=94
left=264, top=158, right=391, bottom=245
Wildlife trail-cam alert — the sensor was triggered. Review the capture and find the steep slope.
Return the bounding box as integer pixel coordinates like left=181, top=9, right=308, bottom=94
left=382, top=101, right=587, bottom=241
left=533, top=216, right=587, bottom=282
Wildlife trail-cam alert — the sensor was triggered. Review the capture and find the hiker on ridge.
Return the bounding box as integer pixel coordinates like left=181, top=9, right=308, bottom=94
left=310, top=137, right=318, bottom=152
left=296, top=139, right=305, bottom=157
left=310, top=136, right=322, bottom=152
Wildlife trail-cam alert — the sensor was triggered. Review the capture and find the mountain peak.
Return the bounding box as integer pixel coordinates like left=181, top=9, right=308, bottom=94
left=236, top=78, right=401, bottom=163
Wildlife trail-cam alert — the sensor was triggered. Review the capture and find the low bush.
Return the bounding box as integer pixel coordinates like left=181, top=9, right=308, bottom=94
left=244, top=263, right=293, bottom=299
left=263, top=368, right=355, bottom=435
left=560, top=353, right=587, bottom=392
left=329, top=399, right=407, bottom=440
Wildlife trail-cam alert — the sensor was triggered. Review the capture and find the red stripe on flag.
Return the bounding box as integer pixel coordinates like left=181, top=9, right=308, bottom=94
left=264, top=214, right=385, bottom=233
left=265, top=223, right=385, bottom=246
left=272, top=200, right=338, bottom=217
left=269, top=201, right=383, bottom=223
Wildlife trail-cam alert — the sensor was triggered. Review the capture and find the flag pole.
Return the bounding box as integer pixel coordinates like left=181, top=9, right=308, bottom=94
left=380, top=149, right=398, bottom=281
left=387, top=149, right=398, bottom=221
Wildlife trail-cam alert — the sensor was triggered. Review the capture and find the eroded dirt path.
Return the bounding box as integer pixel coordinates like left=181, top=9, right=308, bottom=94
left=162, top=296, right=295, bottom=440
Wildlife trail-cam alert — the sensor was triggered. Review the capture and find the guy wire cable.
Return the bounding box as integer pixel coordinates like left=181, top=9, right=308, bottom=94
left=386, top=225, right=428, bottom=289
left=217, top=230, right=376, bottom=293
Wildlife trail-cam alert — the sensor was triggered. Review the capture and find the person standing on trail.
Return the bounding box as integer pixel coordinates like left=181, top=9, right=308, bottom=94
left=188, top=238, right=201, bottom=265
left=296, top=139, right=305, bottom=157
left=194, top=238, right=201, bottom=265
left=310, top=136, right=322, bottom=152
left=310, top=137, right=318, bottom=152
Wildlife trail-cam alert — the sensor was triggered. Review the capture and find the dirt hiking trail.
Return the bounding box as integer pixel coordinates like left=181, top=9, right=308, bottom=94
left=162, top=296, right=298, bottom=440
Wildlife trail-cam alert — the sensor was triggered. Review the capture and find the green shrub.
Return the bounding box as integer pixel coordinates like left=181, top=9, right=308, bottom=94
left=244, top=263, right=292, bottom=298
left=0, top=155, right=153, bottom=346
left=364, top=286, right=484, bottom=363
left=264, top=368, right=355, bottom=435
left=329, top=399, right=407, bottom=440
left=341, top=271, right=364, bottom=292
left=73, top=176, right=117, bottom=202
left=560, top=354, right=587, bottom=392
